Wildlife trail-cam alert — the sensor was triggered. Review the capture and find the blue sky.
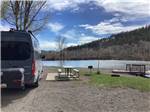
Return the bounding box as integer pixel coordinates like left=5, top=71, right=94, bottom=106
left=1, top=0, right=150, bottom=50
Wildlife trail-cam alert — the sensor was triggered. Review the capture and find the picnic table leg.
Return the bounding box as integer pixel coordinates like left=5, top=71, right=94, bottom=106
left=67, top=68, right=69, bottom=76
left=69, top=68, right=72, bottom=76
left=65, top=68, right=67, bottom=76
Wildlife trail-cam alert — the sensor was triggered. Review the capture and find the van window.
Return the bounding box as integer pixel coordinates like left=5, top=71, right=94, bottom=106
left=1, top=41, right=31, bottom=60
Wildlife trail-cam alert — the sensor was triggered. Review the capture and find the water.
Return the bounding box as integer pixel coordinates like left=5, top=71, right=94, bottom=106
left=43, top=60, right=150, bottom=69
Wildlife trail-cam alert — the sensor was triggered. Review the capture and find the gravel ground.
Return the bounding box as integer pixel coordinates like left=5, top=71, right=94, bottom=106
left=1, top=67, right=150, bottom=112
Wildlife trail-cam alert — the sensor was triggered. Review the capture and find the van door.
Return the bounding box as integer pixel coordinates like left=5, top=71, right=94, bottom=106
left=1, top=41, right=33, bottom=83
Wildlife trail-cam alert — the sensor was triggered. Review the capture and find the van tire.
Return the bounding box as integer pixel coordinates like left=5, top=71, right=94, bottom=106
left=33, top=80, right=39, bottom=87
left=32, top=77, right=39, bottom=88
left=21, top=85, right=25, bottom=90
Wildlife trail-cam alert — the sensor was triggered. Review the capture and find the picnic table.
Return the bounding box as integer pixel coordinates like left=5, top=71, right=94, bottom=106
left=63, top=66, right=73, bottom=76
left=57, top=66, right=79, bottom=79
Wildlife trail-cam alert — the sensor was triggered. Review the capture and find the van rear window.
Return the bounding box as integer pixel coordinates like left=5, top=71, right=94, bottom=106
left=1, top=41, right=31, bottom=60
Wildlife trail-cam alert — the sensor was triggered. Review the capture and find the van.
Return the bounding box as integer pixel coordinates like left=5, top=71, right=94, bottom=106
left=1, top=30, right=43, bottom=89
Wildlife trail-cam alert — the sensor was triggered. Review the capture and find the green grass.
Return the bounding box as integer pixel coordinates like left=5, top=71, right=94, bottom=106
left=89, top=73, right=150, bottom=92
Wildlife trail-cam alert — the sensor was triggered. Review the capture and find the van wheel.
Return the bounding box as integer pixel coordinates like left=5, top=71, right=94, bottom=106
left=34, top=80, right=39, bottom=87
left=21, top=85, right=25, bottom=90
left=32, top=78, right=39, bottom=88
left=21, top=83, right=25, bottom=90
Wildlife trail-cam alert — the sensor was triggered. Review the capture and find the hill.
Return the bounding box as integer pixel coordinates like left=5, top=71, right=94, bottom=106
left=43, top=25, right=150, bottom=61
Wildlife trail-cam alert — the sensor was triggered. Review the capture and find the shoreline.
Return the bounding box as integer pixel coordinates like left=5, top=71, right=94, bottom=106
left=42, top=59, right=150, bottom=61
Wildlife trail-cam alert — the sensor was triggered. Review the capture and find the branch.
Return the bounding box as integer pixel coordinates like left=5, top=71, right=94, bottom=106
left=23, top=1, right=33, bottom=30
left=4, top=16, right=16, bottom=26
left=31, top=25, right=44, bottom=32
left=25, top=1, right=46, bottom=30
left=9, top=0, right=19, bottom=30
left=19, top=1, right=24, bottom=30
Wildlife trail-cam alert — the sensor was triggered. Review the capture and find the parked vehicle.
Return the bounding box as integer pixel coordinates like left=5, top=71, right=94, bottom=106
left=1, top=29, right=43, bottom=89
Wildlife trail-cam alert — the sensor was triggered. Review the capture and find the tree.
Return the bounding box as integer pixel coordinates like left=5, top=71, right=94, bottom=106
left=1, top=0, right=49, bottom=32
left=56, top=35, right=67, bottom=67
left=97, top=40, right=101, bottom=74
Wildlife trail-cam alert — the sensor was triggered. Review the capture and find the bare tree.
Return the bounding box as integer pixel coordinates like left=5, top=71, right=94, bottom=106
left=97, top=40, right=101, bottom=74
left=1, top=0, right=49, bottom=32
left=56, top=35, right=67, bottom=67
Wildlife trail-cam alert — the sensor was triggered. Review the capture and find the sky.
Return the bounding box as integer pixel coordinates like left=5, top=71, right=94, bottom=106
left=1, top=0, right=150, bottom=50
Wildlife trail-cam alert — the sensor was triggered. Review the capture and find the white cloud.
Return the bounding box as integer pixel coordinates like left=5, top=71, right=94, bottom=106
left=39, top=39, right=78, bottom=50
left=0, top=23, right=10, bottom=31
left=45, top=0, right=88, bottom=11
left=45, top=0, right=150, bottom=35
left=79, top=19, right=142, bottom=35
left=38, top=30, right=99, bottom=50
left=38, top=32, right=78, bottom=50
left=79, top=0, right=150, bottom=35
left=95, top=0, right=150, bottom=20
left=66, top=43, right=78, bottom=47
left=45, top=0, right=150, bottom=21
left=61, top=29, right=99, bottom=44
left=47, top=22, right=64, bottom=33
left=78, top=35, right=98, bottom=44
left=45, top=0, right=150, bottom=14
left=46, top=0, right=71, bottom=11
left=61, top=29, right=77, bottom=39
left=39, top=40, right=57, bottom=50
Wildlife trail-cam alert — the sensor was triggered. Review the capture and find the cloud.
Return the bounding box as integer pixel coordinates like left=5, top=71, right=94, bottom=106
left=45, top=0, right=88, bottom=11
left=45, top=0, right=72, bottom=11
left=38, top=30, right=99, bottom=50
left=37, top=31, right=78, bottom=50
left=47, top=22, right=64, bottom=33
left=61, top=29, right=99, bottom=44
left=0, top=23, right=10, bottom=31
left=45, top=0, right=150, bottom=21
left=79, top=19, right=142, bottom=35
left=39, top=40, right=57, bottom=50
left=39, top=39, right=78, bottom=50
left=45, top=0, right=150, bottom=14
left=38, top=32, right=78, bottom=50
left=45, top=0, right=150, bottom=37
left=61, top=29, right=77, bottom=39
left=61, top=28, right=99, bottom=44
left=66, top=43, right=78, bottom=47
left=78, top=0, right=150, bottom=35
left=95, top=0, right=150, bottom=21
left=78, top=35, right=98, bottom=44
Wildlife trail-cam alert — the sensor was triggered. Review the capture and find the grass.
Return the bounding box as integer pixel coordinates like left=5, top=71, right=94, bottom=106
left=47, top=67, right=150, bottom=91
left=89, top=73, right=150, bottom=92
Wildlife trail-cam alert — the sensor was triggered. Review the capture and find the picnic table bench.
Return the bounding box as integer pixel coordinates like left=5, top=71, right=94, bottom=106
left=58, top=69, right=62, bottom=77
left=73, top=69, right=79, bottom=78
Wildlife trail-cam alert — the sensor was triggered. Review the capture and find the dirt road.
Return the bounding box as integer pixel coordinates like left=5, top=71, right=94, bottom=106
left=1, top=68, right=150, bottom=112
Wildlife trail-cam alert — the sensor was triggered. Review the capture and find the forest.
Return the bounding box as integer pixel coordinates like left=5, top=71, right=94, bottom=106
left=42, top=25, right=150, bottom=61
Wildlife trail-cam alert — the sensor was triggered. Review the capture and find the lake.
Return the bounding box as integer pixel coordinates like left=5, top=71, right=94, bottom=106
left=43, top=60, right=150, bottom=69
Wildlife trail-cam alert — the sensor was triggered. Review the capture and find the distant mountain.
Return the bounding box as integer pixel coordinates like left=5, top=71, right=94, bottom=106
left=43, top=25, right=150, bottom=61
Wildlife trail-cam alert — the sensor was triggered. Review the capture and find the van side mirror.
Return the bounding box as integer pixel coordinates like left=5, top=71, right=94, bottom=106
left=41, top=54, right=45, bottom=59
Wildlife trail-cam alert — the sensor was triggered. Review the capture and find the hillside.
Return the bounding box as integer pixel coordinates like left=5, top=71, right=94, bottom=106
left=43, top=25, right=150, bottom=61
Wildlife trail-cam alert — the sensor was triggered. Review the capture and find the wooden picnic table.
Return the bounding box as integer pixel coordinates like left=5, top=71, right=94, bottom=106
left=63, top=66, right=73, bottom=76
left=57, top=66, right=80, bottom=79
